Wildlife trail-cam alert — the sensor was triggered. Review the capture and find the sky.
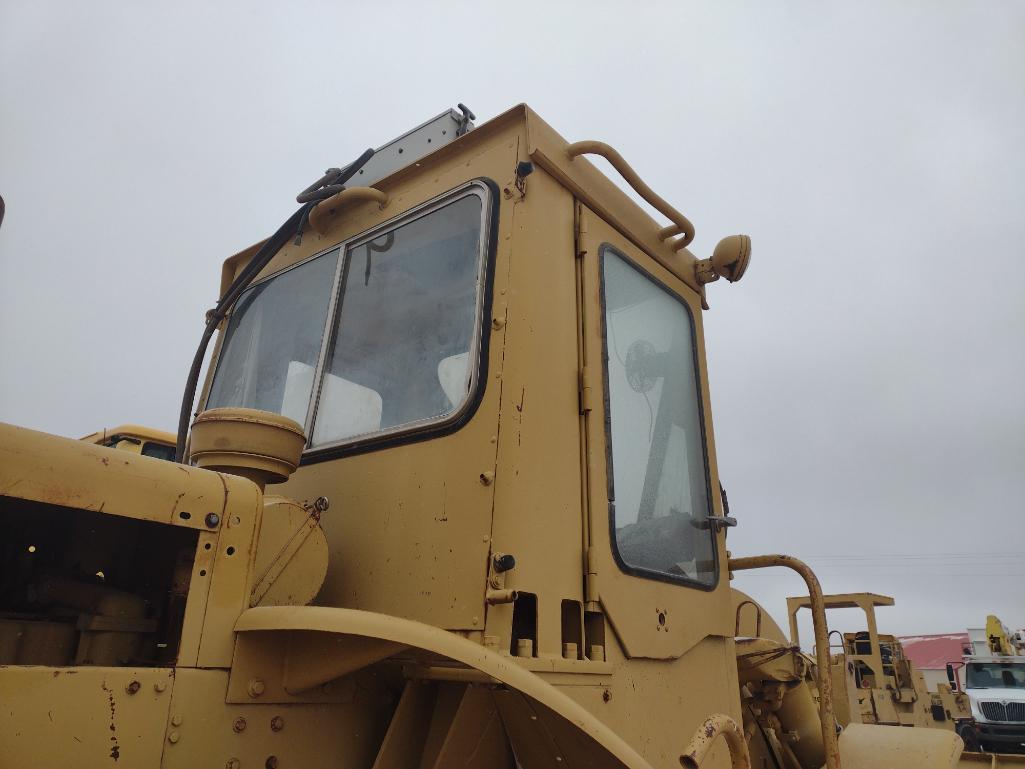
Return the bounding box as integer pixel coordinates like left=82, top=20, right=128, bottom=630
left=2, top=1, right=1023, bottom=642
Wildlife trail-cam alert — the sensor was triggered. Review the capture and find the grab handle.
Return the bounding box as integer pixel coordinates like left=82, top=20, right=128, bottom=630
left=566, top=140, right=695, bottom=250
left=308, top=187, right=389, bottom=234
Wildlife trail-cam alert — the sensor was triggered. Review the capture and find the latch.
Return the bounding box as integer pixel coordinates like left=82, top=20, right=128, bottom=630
left=692, top=515, right=737, bottom=533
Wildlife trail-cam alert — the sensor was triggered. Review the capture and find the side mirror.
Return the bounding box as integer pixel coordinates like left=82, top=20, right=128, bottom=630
left=946, top=662, right=959, bottom=691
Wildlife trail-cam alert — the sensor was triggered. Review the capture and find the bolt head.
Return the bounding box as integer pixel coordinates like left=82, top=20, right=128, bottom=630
left=205, top=512, right=220, bottom=528
left=233, top=717, right=247, bottom=733
left=168, top=731, right=180, bottom=744
left=270, top=716, right=284, bottom=732
left=247, top=678, right=266, bottom=698
left=125, top=680, right=141, bottom=695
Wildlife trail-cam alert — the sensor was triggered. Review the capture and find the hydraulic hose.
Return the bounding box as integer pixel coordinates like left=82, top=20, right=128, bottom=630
left=174, top=149, right=375, bottom=462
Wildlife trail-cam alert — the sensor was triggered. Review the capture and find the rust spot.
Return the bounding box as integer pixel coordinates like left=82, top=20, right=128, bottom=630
left=101, top=457, right=110, bottom=466
left=704, top=723, right=715, bottom=738
left=101, top=681, right=121, bottom=761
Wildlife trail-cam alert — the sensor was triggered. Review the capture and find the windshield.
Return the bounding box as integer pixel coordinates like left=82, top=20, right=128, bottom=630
left=207, top=188, right=487, bottom=448
left=967, top=662, right=1025, bottom=689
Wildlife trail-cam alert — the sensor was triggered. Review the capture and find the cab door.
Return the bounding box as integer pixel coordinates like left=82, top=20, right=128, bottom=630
left=576, top=204, right=734, bottom=660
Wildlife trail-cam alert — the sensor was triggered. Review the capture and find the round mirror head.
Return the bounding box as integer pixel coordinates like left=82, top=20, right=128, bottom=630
left=711, top=234, right=752, bottom=283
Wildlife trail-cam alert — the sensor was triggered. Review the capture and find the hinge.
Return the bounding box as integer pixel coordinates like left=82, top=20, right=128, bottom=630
left=574, top=201, right=589, bottom=259
left=579, top=365, right=595, bottom=414
left=585, top=546, right=599, bottom=605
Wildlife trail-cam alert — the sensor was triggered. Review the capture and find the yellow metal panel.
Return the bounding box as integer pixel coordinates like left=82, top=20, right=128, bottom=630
left=0, top=666, right=173, bottom=768
left=196, top=479, right=262, bottom=668
left=0, top=422, right=235, bottom=531
left=486, top=167, right=587, bottom=659
left=161, top=668, right=392, bottom=769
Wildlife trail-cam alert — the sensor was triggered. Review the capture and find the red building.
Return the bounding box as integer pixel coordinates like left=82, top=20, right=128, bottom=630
left=899, top=633, right=971, bottom=690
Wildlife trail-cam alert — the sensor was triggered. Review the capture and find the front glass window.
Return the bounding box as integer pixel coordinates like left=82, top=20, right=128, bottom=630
left=207, top=249, right=341, bottom=425
left=602, top=248, right=715, bottom=586
left=206, top=186, right=487, bottom=450
left=311, top=195, right=483, bottom=446
left=967, top=663, right=1025, bottom=689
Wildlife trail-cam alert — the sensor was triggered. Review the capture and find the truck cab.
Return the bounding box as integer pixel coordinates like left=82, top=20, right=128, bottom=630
left=953, top=618, right=1025, bottom=753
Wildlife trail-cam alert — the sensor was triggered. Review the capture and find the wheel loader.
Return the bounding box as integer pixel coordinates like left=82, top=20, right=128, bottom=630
left=0, top=104, right=985, bottom=768
left=784, top=592, right=970, bottom=729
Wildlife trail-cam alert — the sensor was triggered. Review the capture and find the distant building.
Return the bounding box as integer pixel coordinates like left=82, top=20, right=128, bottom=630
left=899, top=633, right=970, bottom=690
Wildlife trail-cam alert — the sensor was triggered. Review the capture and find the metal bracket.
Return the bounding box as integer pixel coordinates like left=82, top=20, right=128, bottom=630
left=692, top=515, right=737, bottom=532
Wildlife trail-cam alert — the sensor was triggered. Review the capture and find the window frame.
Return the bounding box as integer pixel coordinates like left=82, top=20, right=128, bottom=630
left=205, top=179, right=498, bottom=464
left=598, top=243, right=719, bottom=591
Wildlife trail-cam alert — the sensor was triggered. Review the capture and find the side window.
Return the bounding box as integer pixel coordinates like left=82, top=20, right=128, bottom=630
left=601, top=247, right=715, bottom=586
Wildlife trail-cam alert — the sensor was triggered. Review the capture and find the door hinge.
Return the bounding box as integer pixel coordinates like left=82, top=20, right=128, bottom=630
left=585, top=546, right=599, bottom=605
left=574, top=201, right=589, bottom=259
left=579, top=365, right=596, bottom=414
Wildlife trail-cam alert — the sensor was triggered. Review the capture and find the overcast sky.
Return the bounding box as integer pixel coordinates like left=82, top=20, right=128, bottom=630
left=2, top=2, right=1023, bottom=642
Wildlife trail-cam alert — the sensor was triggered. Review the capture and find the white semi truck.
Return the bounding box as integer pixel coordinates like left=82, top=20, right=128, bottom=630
left=949, top=615, right=1025, bottom=753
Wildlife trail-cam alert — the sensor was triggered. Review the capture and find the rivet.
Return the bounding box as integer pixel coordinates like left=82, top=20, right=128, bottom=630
left=479, top=471, right=495, bottom=486
left=265, top=757, right=279, bottom=769
left=270, top=715, right=284, bottom=732
left=171, top=714, right=183, bottom=726
left=154, top=681, right=167, bottom=693
left=168, top=731, right=180, bottom=744
left=491, top=317, right=505, bottom=329
left=226, top=760, right=241, bottom=769
left=471, top=616, right=479, bottom=626
left=233, top=717, right=247, bottom=733
left=125, top=680, right=141, bottom=695
left=247, top=678, right=266, bottom=698
left=205, top=512, right=220, bottom=528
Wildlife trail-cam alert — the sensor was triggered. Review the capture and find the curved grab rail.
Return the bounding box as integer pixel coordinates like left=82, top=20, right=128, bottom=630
left=729, top=555, right=839, bottom=769
left=566, top=140, right=695, bottom=250
left=308, top=186, right=389, bottom=234
left=679, top=714, right=751, bottom=769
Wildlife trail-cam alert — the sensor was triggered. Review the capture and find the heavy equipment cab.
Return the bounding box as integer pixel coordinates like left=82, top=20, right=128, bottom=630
left=0, top=105, right=972, bottom=769
left=81, top=424, right=177, bottom=461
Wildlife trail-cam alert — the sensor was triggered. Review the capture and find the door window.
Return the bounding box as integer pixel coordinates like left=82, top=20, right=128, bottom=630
left=601, top=247, right=715, bottom=586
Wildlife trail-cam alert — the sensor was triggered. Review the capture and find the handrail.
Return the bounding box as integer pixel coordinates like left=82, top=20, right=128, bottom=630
left=729, top=555, right=839, bottom=769
left=566, top=140, right=695, bottom=250
left=308, top=186, right=389, bottom=234
left=734, top=599, right=763, bottom=637
left=679, top=714, right=751, bottom=769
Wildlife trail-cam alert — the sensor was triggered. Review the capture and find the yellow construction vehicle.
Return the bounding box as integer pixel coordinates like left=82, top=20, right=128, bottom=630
left=81, top=425, right=177, bottom=461
left=0, top=104, right=982, bottom=768
left=786, top=592, right=970, bottom=729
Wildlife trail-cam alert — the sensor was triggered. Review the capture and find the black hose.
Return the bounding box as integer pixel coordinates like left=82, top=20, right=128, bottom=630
left=174, top=202, right=314, bottom=462
left=173, top=148, right=377, bottom=463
